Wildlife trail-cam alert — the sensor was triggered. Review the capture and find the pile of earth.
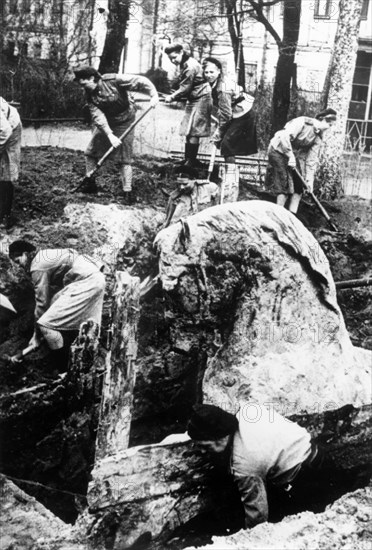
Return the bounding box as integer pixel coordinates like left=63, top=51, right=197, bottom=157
left=9, top=146, right=372, bottom=352
left=0, top=146, right=371, bottom=530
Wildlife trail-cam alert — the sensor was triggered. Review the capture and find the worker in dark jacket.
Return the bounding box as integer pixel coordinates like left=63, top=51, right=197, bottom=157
left=164, top=44, right=212, bottom=168
left=0, top=97, right=22, bottom=229
left=74, top=66, right=159, bottom=203
left=203, top=57, right=257, bottom=202
left=187, top=403, right=336, bottom=528
left=265, top=108, right=337, bottom=214
left=9, top=240, right=106, bottom=371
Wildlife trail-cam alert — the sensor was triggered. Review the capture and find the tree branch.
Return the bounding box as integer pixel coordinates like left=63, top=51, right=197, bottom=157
left=247, top=0, right=282, bottom=46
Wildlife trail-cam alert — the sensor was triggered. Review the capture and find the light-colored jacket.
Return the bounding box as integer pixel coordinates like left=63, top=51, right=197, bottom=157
left=31, top=249, right=104, bottom=321
left=0, top=97, right=21, bottom=148
left=269, top=116, right=324, bottom=189
left=231, top=405, right=311, bottom=527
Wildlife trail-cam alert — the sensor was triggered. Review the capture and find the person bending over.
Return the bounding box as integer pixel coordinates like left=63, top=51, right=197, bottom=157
left=187, top=403, right=337, bottom=528
left=74, top=65, right=159, bottom=204
left=265, top=108, right=337, bottom=214
left=9, top=240, right=106, bottom=372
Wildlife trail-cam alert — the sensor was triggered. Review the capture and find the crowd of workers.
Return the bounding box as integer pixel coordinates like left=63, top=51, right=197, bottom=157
left=2, top=42, right=340, bottom=532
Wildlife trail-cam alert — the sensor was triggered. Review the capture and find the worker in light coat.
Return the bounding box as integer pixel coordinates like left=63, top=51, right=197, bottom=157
left=265, top=108, right=337, bottom=214
left=9, top=240, right=106, bottom=372
left=0, top=96, right=22, bottom=229
left=187, top=403, right=337, bottom=528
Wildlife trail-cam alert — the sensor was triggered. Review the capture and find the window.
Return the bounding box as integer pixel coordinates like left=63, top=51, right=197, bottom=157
left=314, top=0, right=332, bottom=19
left=348, top=51, right=372, bottom=121
left=361, top=0, right=369, bottom=20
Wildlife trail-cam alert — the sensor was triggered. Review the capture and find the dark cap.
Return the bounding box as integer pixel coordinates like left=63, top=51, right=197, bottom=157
left=203, top=57, right=222, bottom=71
left=164, top=43, right=183, bottom=55
left=73, top=66, right=101, bottom=81
left=8, top=240, right=36, bottom=259
left=187, top=404, right=239, bottom=441
left=315, top=108, right=337, bottom=121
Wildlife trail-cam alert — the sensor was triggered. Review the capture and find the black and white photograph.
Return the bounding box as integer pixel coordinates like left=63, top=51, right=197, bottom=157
left=0, top=1, right=371, bottom=549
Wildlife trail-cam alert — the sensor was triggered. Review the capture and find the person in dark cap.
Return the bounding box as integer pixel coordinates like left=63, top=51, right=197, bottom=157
left=164, top=44, right=212, bottom=168
left=74, top=65, right=159, bottom=203
left=9, top=240, right=106, bottom=372
left=203, top=57, right=257, bottom=203
left=162, top=165, right=218, bottom=228
left=265, top=108, right=337, bottom=214
left=187, top=403, right=335, bottom=529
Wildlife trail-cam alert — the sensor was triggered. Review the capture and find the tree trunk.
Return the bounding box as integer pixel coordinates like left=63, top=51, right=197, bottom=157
left=271, top=0, right=302, bottom=133
left=224, top=0, right=246, bottom=88
left=95, top=271, right=140, bottom=460
left=99, top=0, right=130, bottom=73
left=316, top=0, right=363, bottom=199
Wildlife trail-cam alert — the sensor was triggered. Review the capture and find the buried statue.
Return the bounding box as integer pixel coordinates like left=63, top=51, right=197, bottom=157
left=1, top=200, right=371, bottom=549
left=81, top=200, right=371, bottom=549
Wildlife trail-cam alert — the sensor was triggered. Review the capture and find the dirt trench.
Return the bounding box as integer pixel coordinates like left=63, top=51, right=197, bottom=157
left=0, top=148, right=371, bottom=539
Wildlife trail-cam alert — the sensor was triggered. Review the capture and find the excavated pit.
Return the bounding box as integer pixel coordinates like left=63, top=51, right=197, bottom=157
left=0, top=151, right=371, bottom=547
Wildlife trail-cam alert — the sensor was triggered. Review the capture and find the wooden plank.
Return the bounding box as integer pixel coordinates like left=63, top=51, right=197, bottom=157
left=95, top=271, right=141, bottom=460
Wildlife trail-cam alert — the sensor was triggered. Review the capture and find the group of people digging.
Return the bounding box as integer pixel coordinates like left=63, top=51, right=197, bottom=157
left=0, top=43, right=336, bottom=226
left=3, top=42, right=340, bottom=534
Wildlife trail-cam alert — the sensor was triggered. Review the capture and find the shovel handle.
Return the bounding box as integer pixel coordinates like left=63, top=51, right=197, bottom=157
left=207, top=145, right=217, bottom=181
left=292, top=168, right=338, bottom=231
left=73, top=104, right=155, bottom=191
left=10, top=343, right=38, bottom=364
left=95, top=104, right=155, bottom=170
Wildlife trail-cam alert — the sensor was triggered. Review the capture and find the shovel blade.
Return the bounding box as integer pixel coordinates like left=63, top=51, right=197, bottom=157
left=0, top=293, right=17, bottom=313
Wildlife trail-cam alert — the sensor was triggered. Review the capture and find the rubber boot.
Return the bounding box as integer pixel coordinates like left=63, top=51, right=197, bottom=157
left=184, top=142, right=200, bottom=168
left=178, top=142, right=191, bottom=165
left=121, top=164, right=135, bottom=204
left=224, top=164, right=240, bottom=202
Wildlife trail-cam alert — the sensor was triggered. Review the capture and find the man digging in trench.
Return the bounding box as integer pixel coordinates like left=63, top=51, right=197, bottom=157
left=8, top=240, right=106, bottom=373
left=184, top=403, right=346, bottom=529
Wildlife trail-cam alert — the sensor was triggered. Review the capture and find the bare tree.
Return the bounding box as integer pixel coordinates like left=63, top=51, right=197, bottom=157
left=162, top=0, right=302, bottom=131
left=316, top=0, right=364, bottom=199
left=99, top=0, right=131, bottom=73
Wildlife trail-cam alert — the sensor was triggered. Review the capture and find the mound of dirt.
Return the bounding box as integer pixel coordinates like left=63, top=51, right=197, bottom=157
left=0, top=147, right=371, bottom=530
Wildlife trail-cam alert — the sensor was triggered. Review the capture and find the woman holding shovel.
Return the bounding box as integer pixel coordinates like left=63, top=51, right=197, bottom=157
left=265, top=108, right=337, bottom=214
left=164, top=44, right=212, bottom=168
left=203, top=57, right=257, bottom=202
left=74, top=66, right=159, bottom=204
left=8, top=240, right=106, bottom=373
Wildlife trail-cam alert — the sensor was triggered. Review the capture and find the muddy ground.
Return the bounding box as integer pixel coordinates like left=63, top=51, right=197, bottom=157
left=0, top=146, right=371, bottom=531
